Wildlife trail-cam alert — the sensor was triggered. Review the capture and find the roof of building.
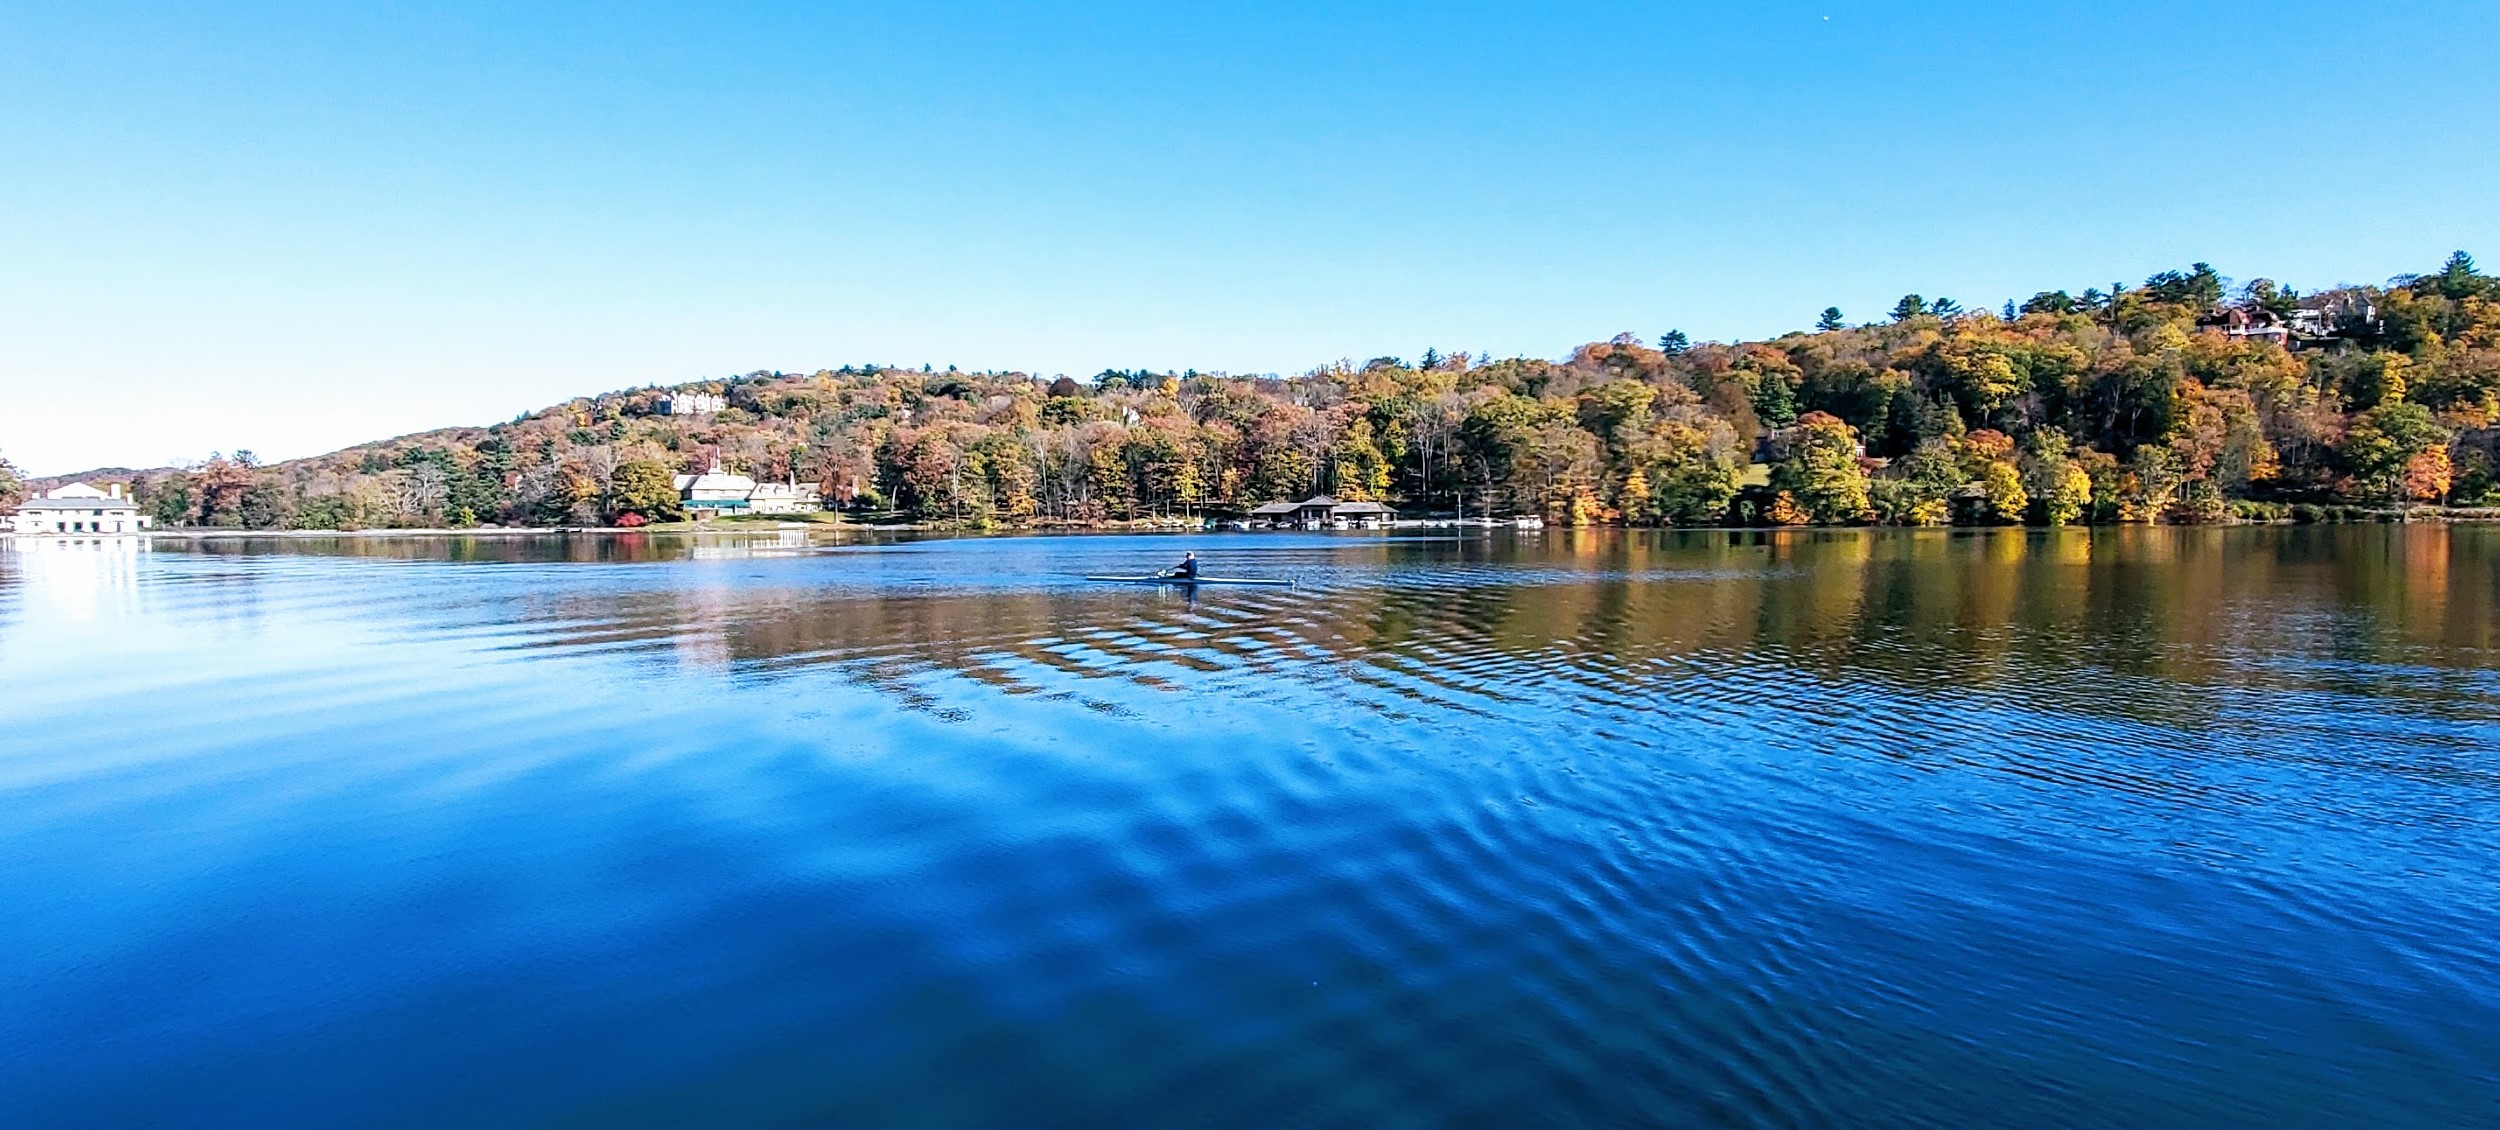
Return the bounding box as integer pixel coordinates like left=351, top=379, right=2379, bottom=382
left=45, top=482, right=114, bottom=499
left=1248, top=495, right=1399, bottom=516
left=680, top=471, right=757, bottom=493
left=17, top=496, right=140, bottom=511
left=2206, top=307, right=2285, bottom=327
left=749, top=482, right=819, bottom=497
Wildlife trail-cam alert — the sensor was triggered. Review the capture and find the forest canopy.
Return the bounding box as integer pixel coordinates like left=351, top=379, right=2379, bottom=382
left=84, top=252, right=2500, bottom=530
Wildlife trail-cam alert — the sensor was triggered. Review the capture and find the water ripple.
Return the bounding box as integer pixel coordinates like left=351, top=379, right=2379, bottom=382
left=1, top=528, right=2495, bottom=1127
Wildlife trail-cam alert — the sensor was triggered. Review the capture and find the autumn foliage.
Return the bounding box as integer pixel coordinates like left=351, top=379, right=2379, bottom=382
left=99, top=252, right=2500, bottom=529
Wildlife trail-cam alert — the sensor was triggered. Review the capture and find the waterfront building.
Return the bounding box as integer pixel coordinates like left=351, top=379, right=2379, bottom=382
left=6, top=482, right=152, bottom=535
left=672, top=463, right=758, bottom=514
left=1247, top=495, right=1399, bottom=529
left=668, top=463, right=824, bottom=516
left=747, top=482, right=823, bottom=514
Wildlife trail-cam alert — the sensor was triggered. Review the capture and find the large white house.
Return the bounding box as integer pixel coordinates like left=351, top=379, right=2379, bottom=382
left=8, top=482, right=152, bottom=535
left=670, top=462, right=824, bottom=516
left=673, top=464, right=758, bottom=514
left=747, top=482, right=823, bottom=514
left=658, top=391, right=727, bottom=417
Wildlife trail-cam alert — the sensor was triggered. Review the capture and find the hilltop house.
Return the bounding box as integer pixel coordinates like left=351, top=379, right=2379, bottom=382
left=2198, top=295, right=2380, bottom=349
left=8, top=482, right=151, bottom=535
left=1247, top=495, right=1398, bottom=529
left=2289, top=293, right=2377, bottom=340
left=2207, top=307, right=2292, bottom=347
left=658, top=391, right=727, bottom=417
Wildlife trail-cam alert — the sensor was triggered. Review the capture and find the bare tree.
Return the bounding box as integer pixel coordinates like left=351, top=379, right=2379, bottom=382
left=394, top=464, right=449, bottom=524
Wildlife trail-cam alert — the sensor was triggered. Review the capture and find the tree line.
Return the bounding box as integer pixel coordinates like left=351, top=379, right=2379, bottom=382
left=63, top=251, right=2500, bottom=531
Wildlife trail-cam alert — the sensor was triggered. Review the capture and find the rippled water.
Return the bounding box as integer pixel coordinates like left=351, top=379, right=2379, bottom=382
left=3, top=527, right=2495, bottom=1127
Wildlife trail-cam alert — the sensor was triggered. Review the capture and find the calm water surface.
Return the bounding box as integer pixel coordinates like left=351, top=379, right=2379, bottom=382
left=2, top=527, right=2495, bottom=1127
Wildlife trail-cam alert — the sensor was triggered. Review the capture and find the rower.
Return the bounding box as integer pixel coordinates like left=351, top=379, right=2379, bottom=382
left=1165, top=552, right=1199, bottom=579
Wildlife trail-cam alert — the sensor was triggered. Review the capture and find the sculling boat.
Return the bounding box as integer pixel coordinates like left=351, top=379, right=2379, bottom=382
left=1084, top=574, right=1293, bottom=587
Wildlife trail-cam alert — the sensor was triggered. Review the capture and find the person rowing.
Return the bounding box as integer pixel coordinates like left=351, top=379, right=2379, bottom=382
left=1082, top=557, right=1287, bottom=585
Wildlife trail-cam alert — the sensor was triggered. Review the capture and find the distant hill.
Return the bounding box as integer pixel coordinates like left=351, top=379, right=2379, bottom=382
left=28, top=466, right=178, bottom=492
left=60, top=252, right=2500, bottom=531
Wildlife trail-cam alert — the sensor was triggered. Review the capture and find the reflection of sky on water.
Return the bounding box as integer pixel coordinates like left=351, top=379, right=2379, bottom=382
left=1, top=527, right=2494, bottom=1128
left=1, top=536, right=147, bottom=628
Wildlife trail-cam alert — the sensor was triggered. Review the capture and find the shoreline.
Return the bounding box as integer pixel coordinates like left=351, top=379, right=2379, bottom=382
left=11, top=508, right=2500, bottom=542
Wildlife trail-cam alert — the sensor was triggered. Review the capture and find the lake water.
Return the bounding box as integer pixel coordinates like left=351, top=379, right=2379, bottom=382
left=3, top=527, right=2495, bottom=1127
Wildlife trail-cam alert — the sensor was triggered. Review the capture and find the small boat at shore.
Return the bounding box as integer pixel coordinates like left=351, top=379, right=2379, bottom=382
left=1085, top=574, right=1293, bottom=587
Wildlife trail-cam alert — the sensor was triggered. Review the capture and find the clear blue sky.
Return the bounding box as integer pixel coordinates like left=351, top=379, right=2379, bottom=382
left=5, top=1, right=2496, bottom=474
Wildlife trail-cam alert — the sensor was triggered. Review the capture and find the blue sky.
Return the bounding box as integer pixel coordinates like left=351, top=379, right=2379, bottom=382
left=4, top=1, right=2496, bottom=474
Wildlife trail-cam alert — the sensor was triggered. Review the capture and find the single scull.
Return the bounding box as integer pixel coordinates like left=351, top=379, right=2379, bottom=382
left=1085, top=574, right=1293, bottom=587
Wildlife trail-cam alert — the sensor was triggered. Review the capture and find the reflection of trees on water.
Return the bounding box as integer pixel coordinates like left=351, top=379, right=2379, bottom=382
left=1392, top=528, right=2490, bottom=703
left=147, top=527, right=2498, bottom=739
left=153, top=529, right=909, bottom=565
left=460, top=528, right=2500, bottom=740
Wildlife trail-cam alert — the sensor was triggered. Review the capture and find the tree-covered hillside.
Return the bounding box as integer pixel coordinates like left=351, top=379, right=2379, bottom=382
left=98, top=252, right=2500, bottom=530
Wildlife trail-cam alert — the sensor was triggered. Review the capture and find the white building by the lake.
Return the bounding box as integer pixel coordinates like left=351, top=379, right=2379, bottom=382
left=673, top=464, right=759, bottom=514
left=670, top=462, right=824, bottom=516
left=746, top=482, right=823, bottom=514
left=7, top=482, right=152, bottom=535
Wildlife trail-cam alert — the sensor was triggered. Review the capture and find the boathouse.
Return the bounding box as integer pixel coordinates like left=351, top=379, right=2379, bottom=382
left=672, top=462, right=758, bottom=514
left=669, top=461, right=824, bottom=516
left=7, top=482, right=151, bottom=535
left=1248, top=495, right=1399, bottom=529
